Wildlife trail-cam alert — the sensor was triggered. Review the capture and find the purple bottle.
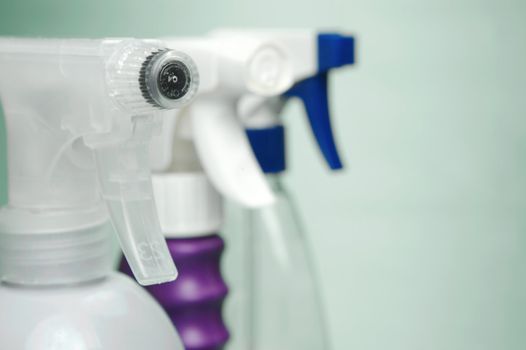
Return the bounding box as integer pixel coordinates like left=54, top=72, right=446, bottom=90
left=120, top=121, right=240, bottom=349
left=120, top=234, right=229, bottom=350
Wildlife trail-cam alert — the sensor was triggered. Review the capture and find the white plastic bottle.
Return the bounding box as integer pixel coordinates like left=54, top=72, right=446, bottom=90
left=0, top=37, right=199, bottom=349
left=0, top=222, right=184, bottom=349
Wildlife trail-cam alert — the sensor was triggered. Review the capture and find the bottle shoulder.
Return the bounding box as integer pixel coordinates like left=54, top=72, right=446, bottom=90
left=0, top=272, right=183, bottom=350
left=0, top=272, right=146, bottom=298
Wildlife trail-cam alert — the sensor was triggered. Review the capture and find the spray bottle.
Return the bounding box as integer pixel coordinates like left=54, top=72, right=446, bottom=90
left=216, top=30, right=356, bottom=350
left=119, top=35, right=294, bottom=350
left=0, top=37, right=199, bottom=349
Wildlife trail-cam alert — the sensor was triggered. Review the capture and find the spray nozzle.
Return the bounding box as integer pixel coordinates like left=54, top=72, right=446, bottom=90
left=0, top=38, right=199, bottom=286
left=139, top=49, right=198, bottom=109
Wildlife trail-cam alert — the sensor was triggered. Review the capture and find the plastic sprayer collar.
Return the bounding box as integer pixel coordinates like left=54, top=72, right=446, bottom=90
left=152, top=173, right=223, bottom=238
left=0, top=220, right=113, bottom=286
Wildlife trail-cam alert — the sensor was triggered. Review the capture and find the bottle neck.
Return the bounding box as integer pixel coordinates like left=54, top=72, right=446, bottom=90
left=264, top=173, right=284, bottom=192
left=152, top=172, right=223, bottom=239
left=0, top=222, right=114, bottom=287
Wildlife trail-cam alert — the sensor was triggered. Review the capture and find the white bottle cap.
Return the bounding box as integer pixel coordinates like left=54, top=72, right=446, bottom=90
left=152, top=173, right=223, bottom=238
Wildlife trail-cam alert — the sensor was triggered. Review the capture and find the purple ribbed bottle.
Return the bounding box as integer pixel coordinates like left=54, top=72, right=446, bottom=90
left=120, top=234, right=229, bottom=350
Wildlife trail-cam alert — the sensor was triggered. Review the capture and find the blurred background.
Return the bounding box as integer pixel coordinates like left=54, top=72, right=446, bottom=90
left=1, top=0, right=525, bottom=349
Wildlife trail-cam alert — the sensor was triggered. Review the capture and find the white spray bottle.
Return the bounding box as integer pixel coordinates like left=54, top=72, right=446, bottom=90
left=0, top=37, right=199, bottom=349
left=213, top=30, right=356, bottom=350
left=119, top=35, right=294, bottom=350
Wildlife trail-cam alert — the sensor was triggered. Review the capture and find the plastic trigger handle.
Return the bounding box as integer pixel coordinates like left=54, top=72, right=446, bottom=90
left=191, top=100, right=275, bottom=208
left=94, top=118, right=177, bottom=286
left=284, top=33, right=355, bottom=170
left=285, top=73, right=343, bottom=170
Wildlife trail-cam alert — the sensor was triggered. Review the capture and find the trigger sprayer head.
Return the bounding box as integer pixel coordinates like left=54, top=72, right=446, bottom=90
left=245, top=32, right=355, bottom=174
left=164, top=36, right=292, bottom=209
left=0, top=38, right=198, bottom=286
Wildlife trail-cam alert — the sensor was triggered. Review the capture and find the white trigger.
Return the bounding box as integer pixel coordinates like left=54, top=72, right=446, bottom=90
left=190, top=99, right=275, bottom=208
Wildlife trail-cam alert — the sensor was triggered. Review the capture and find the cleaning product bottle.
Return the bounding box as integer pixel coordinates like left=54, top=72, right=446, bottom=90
left=0, top=37, right=199, bottom=349
left=219, top=30, right=356, bottom=350
left=120, top=35, right=294, bottom=350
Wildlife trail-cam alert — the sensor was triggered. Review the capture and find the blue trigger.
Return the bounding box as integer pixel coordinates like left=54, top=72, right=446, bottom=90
left=284, top=33, right=355, bottom=170
left=247, top=32, right=355, bottom=173
left=285, top=73, right=343, bottom=170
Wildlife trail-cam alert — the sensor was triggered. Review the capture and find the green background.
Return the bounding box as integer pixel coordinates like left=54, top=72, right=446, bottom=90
left=1, top=0, right=526, bottom=349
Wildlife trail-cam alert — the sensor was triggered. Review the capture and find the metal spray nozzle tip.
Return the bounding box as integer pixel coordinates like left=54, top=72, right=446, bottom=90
left=107, top=41, right=199, bottom=115
left=140, top=50, right=199, bottom=110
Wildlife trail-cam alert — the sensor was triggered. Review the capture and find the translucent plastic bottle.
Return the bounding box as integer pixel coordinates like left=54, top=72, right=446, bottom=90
left=223, top=31, right=356, bottom=350
left=245, top=175, right=330, bottom=350
left=223, top=134, right=331, bottom=350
